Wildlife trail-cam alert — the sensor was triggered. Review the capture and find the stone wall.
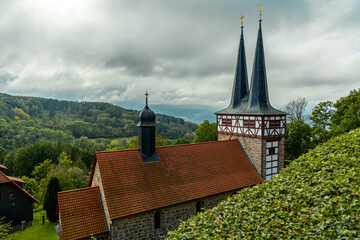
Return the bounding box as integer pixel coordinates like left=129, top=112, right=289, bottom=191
left=110, top=192, right=233, bottom=240
left=278, top=137, right=285, bottom=171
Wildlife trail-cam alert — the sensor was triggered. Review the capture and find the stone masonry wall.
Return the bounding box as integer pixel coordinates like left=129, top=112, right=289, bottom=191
left=278, top=137, right=285, bottom=171
left=111, top=192, right=234, bottom=240
left=218, top=133, right=263, bottom=176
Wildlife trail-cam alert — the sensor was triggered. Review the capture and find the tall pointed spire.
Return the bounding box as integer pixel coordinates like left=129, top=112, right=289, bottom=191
left=217, top=15, right=249, bottom=114
left=247, top=18, right=271, bottom=111
left=230, top=14, right=249, bottom=108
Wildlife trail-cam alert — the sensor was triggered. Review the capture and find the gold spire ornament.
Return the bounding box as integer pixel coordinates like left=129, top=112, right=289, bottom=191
left=259, top=5, right=264, bottom=21
left=145, top=90, right=149, bottom=106
left=240, top=14, right=244, bottom=28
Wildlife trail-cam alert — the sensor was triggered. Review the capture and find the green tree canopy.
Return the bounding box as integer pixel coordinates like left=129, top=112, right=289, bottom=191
left=193, top=120, right=217, bottom=143
left=171, top=138, right=190, bottom=145
left=331, top=89, right=360, bottom=134
left=310, top=101, right=335, bottom=143
left=285, top=120, right=315, bottom=162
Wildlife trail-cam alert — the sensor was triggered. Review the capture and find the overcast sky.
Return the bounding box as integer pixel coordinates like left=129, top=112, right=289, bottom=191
left=0, top=0, right=359, bottom=112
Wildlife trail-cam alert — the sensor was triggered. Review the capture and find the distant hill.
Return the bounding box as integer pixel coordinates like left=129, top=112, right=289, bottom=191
left=168, top=128, right=360, bottom=239
left=0, top=93, right=197, bottom=146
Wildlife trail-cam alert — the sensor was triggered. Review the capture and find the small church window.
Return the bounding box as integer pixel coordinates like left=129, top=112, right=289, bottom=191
left=154, top=210, right=161, bottom=229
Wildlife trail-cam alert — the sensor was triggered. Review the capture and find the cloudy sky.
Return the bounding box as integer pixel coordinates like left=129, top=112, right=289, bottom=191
left=0, top=0, right=359, bottom=114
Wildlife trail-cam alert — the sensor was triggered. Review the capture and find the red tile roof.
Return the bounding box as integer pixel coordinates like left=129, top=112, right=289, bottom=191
left=91, top=139, right=263, bottom=220
left=58, top=186, right=108, bottom=240
left=0, top=171, right=39, bottom=204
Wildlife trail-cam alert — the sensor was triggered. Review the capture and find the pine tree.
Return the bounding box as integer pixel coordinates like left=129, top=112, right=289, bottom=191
left=43, top=177, right=62, bottom=222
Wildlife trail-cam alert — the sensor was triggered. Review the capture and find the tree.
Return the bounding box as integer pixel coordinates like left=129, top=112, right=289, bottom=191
left=183, top=133, right=194, bottom=142
left=282, top=98, right=308, bottom=121
left=285, top=120, right=314, bottom=162
left=171, top=138, right=190, bottom=145
left=330, top=89, right=360, bottom=135
left=51, top=152, right=88, bottom=191
left=43, top=177, right=62, bottom=222
left=310, top=101, right=334, bottom=143
left=193, top=120, right=217, bottom=143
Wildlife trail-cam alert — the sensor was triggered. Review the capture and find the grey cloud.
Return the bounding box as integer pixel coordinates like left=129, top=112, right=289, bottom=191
left=0, top=0, right=358, bottom=114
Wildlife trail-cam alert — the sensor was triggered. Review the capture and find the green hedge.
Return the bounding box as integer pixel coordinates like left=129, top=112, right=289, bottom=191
left=167, top=128, right=360, bottom=239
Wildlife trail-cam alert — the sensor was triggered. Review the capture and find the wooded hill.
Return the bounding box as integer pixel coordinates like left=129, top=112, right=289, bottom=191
left=167, top=128, right=360, bottom=239
left=0, top=92, right=197, bottom=151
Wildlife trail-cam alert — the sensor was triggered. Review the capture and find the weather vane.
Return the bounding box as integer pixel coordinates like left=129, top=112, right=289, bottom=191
left=259, top=5, right=264, bottom=21
left=240, top=14, right=244, bottom=28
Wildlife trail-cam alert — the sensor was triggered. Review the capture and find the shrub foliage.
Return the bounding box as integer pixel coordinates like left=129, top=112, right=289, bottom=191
left=167, top=128, right=360, bottom=239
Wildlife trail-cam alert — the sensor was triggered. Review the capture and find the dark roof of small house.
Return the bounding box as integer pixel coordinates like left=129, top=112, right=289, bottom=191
left=7, top=176, right=25, bottom=184
left=0, top=164, right=8, bottom=171
left=0, top=171, right=39, bottom=204
left=57, top=186, right=108, bottom=240
left=89, top=139, right=263, bottom=220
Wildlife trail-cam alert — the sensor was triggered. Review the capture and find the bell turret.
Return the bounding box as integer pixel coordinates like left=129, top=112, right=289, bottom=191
left=137, top=91, right=158, bottom=162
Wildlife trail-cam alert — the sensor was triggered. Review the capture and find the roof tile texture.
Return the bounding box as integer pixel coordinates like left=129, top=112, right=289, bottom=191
left=58, top=186, right=108, bottom=240
left=94, top=139, right=263, bottom=220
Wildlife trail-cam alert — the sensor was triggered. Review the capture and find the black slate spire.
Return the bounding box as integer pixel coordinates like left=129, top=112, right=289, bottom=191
left=247, top=20, right=270, bottom=110
left=244, top=19, right=285, bottom=115
left=216, top=19, right=249, bottom=114
left=230, top=26, right=249, bottom=107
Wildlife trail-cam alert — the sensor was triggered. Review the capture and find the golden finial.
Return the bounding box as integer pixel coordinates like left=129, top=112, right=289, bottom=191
left=259, top=5, right=264, bottom=21
left=240, top=14, right=244, bottom=28
left=145, top=90, right=148, bottom=106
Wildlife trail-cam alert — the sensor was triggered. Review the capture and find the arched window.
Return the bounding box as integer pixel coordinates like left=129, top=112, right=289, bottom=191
left=154, top=210, right=161, bottom=229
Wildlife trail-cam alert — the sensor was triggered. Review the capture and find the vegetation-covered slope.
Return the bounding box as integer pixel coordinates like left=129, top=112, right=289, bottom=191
left=168, top=128, right=360, bottom=239
left=0, top=93, right=197, bottom=140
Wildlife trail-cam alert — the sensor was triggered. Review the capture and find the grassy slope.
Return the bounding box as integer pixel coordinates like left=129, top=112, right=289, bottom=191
left=6, top=210, right=57, bottom=240
left=168, top=128, right=360, bottom=239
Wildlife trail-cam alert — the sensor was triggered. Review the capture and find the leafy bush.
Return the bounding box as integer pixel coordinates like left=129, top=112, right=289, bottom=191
left=168, top=128, right=360, bottom=239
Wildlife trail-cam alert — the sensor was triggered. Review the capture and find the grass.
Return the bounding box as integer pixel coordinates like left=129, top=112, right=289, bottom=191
left=5, top=209, right=58, bottom=240
left=6, top=223, right=58, bottom=240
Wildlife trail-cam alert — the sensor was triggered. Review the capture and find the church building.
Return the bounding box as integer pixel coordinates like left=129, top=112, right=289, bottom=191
left=57, top=12, right=285, bottom=240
